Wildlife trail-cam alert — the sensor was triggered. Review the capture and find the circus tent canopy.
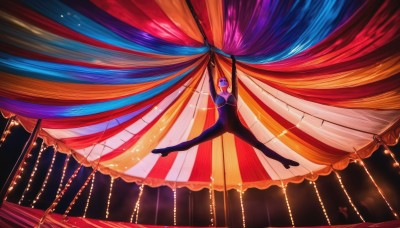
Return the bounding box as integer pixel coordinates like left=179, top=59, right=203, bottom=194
left=0, top=0, right=399, bottom=191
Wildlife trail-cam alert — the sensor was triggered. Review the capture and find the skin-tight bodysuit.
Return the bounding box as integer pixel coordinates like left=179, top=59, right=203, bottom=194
left=152, top=56, right=299, bottom=168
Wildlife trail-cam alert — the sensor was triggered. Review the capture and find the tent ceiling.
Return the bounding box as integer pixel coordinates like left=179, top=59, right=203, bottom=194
left=0, top=0, right=399, bottom=190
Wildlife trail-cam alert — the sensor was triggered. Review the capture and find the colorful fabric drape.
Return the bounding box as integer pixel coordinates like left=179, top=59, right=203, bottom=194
left=1, top=0, right=399, bottom=190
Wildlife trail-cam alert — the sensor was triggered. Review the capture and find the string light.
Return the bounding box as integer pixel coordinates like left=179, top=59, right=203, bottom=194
left=374, top=135, right=400, bottom=171
left=130, top=184, right=144, bottom=224
left=334, top=171, right=365, bottom=222
left=31, top=145, right=58, bottom=208
left=238, top=184, right=246, bottom=228
left=39, top=164, right=84, bottom=224
left=64, top=170, right=96, bottom=218
left=56, top=154, right=70, bottom=196
left=173, top=188, right=177, bottom=226
left=356, top=159, right=399, bottom=219
left=18, top=144, right=47, bottom=205
left=83, top=171, right=96, bottom=218
left=209, top=183, right=215, bottom=226
left=105, top=177, right=114, bottom=219
left=246, top=76, right=376, bottom=136
left=311, top=181, right=331, bottom=225
left=4, top=139, right=38, bottom=201
left=0, top=116, right=17, bottom=148
left=383, top=148, right=400, bottom=170
left=39, top=119, right=112, bottom=225
left=264, top=118, right=303, bottom=145
left=281, top=182, right=295, bottom=227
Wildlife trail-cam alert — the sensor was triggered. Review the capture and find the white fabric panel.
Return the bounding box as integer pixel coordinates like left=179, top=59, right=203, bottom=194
left=42, top=111, right=144, bottom=139
left=174, top=146, right=200, bottom=182
left=239, top=74, right=400, bottom=152
left=165, top=75, right=208, bottom=182
left=154, top=77, right=204, bottom=149
left=174, top=77, right=212, bottom=182
left=124, top=74, right=205, bottom=181
left=76, top=144, right=113, bottom=161
left=43, top=119, right=120, bottom=139
left=124, top=154, right=160, bottom=178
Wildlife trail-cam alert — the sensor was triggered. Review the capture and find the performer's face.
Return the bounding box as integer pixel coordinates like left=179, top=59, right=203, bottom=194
left=218, top=77, right=229, bottom=88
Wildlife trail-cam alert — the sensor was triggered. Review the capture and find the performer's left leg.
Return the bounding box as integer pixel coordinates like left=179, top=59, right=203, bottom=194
left=232, top=123, right=299, bottom=169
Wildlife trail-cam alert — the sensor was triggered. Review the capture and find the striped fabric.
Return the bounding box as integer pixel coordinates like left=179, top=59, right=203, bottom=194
left=0, top=0, right=399, bottom=190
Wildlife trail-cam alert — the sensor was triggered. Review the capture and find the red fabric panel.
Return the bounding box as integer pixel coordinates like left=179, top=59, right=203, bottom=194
left=234, top=113, right=271, bottom=182
left=188, top=96, right=215, bottom=182
left=91, top=0, right=202, bottom=47
left=146, top=152, right=178, bottom=179
left=190, top=0, right=215, bottom=46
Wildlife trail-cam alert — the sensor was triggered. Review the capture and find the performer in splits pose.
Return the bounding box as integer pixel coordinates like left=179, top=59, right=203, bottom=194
left=152, top=52, right=299, bottom=169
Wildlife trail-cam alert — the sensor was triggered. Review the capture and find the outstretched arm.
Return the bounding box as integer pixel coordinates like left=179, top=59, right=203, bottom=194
left=231, top=55, right=238, bottom=98
left=207, top=52, right=217, bottom=101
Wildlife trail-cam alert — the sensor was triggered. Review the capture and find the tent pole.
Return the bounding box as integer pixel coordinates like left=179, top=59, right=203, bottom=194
left=154, top=187, right=160, bottom=225
left=221, top=135, right=230, bottom=227
left=0, top=118, right=41, bottom=208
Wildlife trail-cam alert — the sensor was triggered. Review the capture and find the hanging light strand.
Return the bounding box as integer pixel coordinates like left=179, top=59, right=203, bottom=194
left=38, top=119, right=112, bottom=225
left=4, top=138, right=38, bottom=202
left=311, top=181, right=331, bottom=225
left=0, top=116, right=17, bottom=148
left=56, top=153, right=71, bottom=196
left=383, top=148, right=400, bottom=169
left=238, top=184, right=246, bottom=228
left=356, top=159, right=399, bottom=219
left=334, top=171, right=365, bottom=222
left=42, top=163, right=84, bottom=222
left=105, top=177, right=114, bottom=219
left=374, top=135, right=400, bottom=170
left=18, top=144, right=47, bottom=205
left=209, top=183, right=215, bottom=226
left=130, top=184, right=144, bottom=223
left=83, top=171, right=96, bottom=218
left=173, top=188, right=177, bottom=226
left=31, top=145, right=58, bottom=208
left=281, top=182, right=295, bottom=227
left=64, top=169, right=96, bottom=218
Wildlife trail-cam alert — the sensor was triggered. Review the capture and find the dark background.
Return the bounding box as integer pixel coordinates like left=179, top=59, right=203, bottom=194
left=0, top=115, right=399, bottom=227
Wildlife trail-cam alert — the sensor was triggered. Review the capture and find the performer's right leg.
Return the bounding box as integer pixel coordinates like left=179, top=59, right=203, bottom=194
left=232, top=122, right=299, bottom=169
left=152, top=121, right=225, bottom=156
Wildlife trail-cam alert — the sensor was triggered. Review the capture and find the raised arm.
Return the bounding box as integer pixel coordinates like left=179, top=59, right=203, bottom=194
left=231, top=55, right=238, bottom=98
left=207, top=52, right=217, bottom=101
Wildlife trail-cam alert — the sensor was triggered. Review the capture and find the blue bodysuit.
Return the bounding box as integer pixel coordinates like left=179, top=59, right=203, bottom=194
left=152, top=57, right=299, bottom=169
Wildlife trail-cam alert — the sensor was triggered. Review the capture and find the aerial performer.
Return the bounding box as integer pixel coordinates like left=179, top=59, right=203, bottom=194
left=152, top=51, right=299, bottom=169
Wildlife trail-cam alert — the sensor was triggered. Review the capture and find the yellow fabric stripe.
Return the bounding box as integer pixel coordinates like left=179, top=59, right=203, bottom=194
left=206, top=0, right=224, bottom=49
left=211, top=108, right=224, bottom=186
left=155, top=0, right=204, bottom=44
left=222, top=133, right=242, bottom=187
left=335, top=90, right=400, bottom=110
